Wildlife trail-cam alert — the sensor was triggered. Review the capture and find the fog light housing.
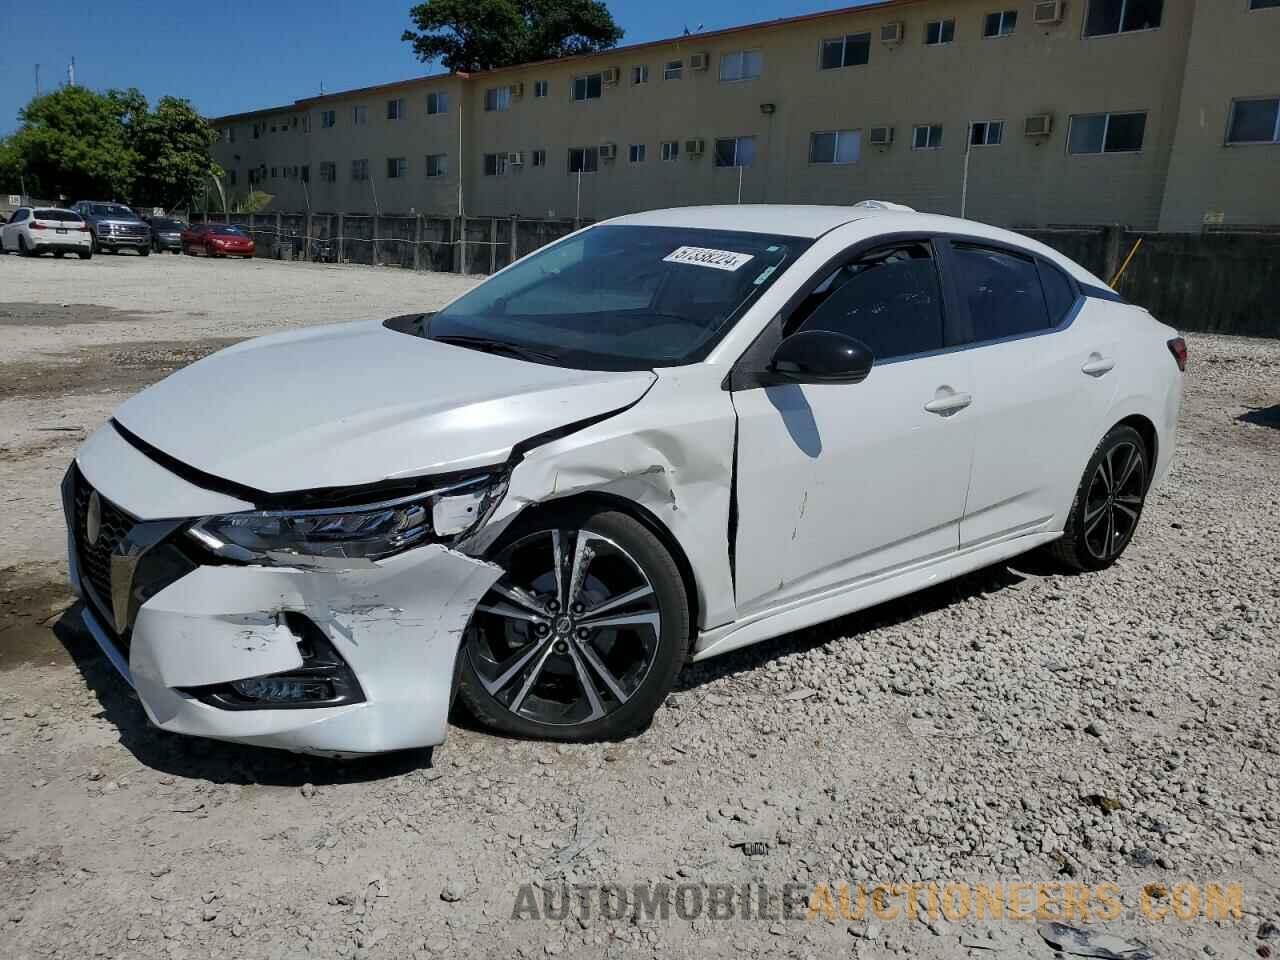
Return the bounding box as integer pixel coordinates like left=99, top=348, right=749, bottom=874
left=182, top=613, right=365, bottom=711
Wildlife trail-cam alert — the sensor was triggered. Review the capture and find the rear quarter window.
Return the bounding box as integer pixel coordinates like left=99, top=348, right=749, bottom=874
left=950, top=243, right=1052, bottom=342
left=1038, top=260, right=1078, bottom=324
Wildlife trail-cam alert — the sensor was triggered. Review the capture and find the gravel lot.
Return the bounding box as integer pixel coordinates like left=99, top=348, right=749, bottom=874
left=0, top=253, right=1277, bottom=960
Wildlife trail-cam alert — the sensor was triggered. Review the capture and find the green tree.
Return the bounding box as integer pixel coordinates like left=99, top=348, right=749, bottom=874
left=9, top=86, right=139, bottom=200
left=402, top=0, right=623, bottom=72
left=134, top=96, right=221, bottom=209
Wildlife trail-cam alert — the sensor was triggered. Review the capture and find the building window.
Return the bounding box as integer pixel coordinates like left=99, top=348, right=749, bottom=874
left=483, top=153, right=508, bottom=176
left=531, top=149, right=547, bottom=167
left=300, top=165, right=310, bottom=182
left=228, top=170, right=237, bottom=186
left=386, top=98, right=404, bottom=120
left=809, top=129, right=861, bottom=164
left=719, top=50, right=762, bottom=82
left=301, top=114, right=311, bottom=133
left=1068, top=111, right=1147, bottom=153
left=983, top=10, right=1018, bottom=36
left=661, top=140, right=680, bottom=161
left=631, top=65, right=649, bottom=84
left=1083, top=0, right=1163, bottom=36
left=628, top=143, right=647, bottom=163
left=270, top=167, right=278, bottom=178
left=568, top=147, right=599, bottom=173
left=572, top=74, right=604, bottom=101
left=425, top=154, right=447, bottom=177
left=925, top=19, right=956, bottom=44
left=320, top=161, right=336, bottom=182
left=484, top=87, right=511, bottom=112
left=714, top=136, right=756, bottom=167
left=820, top=32, right=871, bottom=69
left=1250, top=0, right=1280, bottom=8
left=912, top=124, right=944, bottom=149
left=426, top=91, right=449, bottom=115
left=386, top=157, right=408, bottom=178
left=351, top=159, right=369, bottom=181
left=1227, top=97, right=1280, bottom=144
left=320, top=109, right=336, bottom=128
left=664, top=60, right=683, bottom=80
left=352, top=105, right=368, bottom=126
left=534, top=80, right=549, bottom=97
left=970, top=120, right=1004, bottom=145
left=252, top=123, right=261, bottom=139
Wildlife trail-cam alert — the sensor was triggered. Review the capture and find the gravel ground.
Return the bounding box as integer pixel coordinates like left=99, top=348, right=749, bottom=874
left=0, top=254, right=1277, bottom=960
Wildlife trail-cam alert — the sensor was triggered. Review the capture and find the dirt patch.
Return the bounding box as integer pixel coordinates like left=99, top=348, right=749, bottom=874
left=0, top=302, right=154, bottom=328
left=0, top=569, right=76, bottom=671
left=0, top=337, right=242, bottom=401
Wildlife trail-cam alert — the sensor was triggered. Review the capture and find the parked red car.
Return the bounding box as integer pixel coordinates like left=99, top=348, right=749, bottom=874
left=181, top=223, right=256, bottom=258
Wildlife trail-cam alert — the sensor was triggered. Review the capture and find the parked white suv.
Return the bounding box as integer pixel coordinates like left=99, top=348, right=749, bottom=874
left=63, top=205, right=1184, bottom=755
left=2, top=207, right=93, bottom=258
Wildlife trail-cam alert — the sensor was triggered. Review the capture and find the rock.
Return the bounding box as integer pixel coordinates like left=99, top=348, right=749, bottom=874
left=300, top=783, right=317, bottom=799
left=440, top=880, right=467, bottom=903
left=1085, top=719, right=1108, bottom=738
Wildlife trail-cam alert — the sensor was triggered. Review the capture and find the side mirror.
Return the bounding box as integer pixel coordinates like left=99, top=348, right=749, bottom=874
left=769, top=330, right=875, bottom=385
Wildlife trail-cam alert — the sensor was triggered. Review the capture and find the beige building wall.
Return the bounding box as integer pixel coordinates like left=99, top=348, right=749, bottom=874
left=1158, top=0, right=1280, bottom=231
left=209, top=0, right=1276, bottom=231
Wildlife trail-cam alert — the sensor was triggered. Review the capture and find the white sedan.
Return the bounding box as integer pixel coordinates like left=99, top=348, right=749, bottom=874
left=63, top=204, right=1184, bottom=755
left=2, top=206, right=94, bottom=257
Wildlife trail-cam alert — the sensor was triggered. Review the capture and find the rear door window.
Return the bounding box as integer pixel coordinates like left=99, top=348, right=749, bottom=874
left=788, top=242, right=945, bottom=362
left=949, top=243, right=1052, bottom=343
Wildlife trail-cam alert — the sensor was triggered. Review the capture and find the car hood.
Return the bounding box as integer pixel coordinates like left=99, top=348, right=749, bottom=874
left=113, top=319, right=656, bottom=495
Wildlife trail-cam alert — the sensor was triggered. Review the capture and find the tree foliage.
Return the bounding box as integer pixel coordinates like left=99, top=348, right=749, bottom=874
left=402, top=0, right=623, bottom=72
left=0, top=86, right=220, bottom=209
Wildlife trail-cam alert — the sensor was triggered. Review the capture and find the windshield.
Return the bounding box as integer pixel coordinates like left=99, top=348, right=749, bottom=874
left=211, top=225, right=246, bottom=235
left=154, top=218, right=185, bottom=230
left=90, top=204, right=136, bottom=219
left=419, top=225, right=809, bottom=370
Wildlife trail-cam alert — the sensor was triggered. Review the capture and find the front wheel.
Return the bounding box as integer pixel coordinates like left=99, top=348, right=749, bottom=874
left=138, top=246, right=150, bottom=257
left=1048, top=424, right=1149, bottom=572
left=78, top=250, right=92, bottom=260
left=457, top=507, right=690, bottom=742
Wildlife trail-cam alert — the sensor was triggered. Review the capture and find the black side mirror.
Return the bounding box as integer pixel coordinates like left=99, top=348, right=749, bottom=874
left=769, top=330, right=875, bottom=385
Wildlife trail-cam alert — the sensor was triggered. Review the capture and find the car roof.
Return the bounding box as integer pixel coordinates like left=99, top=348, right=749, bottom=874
left=603, top=204, right=1106, bottom=286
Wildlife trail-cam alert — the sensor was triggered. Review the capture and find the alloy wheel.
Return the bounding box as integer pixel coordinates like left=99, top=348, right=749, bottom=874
left=465, top=528, right=662, bottom=727
left=1082, top=440, right=1146, bottom=560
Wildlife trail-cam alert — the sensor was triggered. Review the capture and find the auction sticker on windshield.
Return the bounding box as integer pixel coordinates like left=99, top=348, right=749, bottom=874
left=663, top=246, right=755, bottom=271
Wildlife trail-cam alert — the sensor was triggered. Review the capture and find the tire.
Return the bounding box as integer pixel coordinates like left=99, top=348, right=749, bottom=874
left=54, top=251, right=65, bottom=258
left=139, top=246, right=150, bottom=257
left=79, top=250, right=92, bottom=260
left=18, top=236, right=31, bottom=257
left=457, top=506, right=690, bottom=742
left=1047, top=424, right=1150, bottom=572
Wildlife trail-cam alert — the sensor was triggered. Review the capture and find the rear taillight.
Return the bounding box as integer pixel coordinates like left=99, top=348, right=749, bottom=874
left=29, top=222, right=46, bottom=231
left=77, top=224, right=90, bottom=232
left=1167, top=337, right=1187, bottom=372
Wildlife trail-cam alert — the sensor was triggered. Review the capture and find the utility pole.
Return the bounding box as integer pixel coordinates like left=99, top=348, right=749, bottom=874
left=68, top=57, right=76, bottom=86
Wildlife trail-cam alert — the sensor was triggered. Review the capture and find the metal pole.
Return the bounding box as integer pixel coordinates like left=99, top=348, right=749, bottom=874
left=574, top=171, right=582, bottom=227
left=960, top=133, right=971, bottom=219
left=737, top=165, right=743, bottom=204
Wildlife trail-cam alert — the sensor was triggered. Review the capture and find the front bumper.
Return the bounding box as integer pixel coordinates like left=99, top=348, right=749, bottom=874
left=95, top=231, right=149, bottom=249
left=154, top=236, right=182, bottom=251
left=65, top=439, right=502, bottom=755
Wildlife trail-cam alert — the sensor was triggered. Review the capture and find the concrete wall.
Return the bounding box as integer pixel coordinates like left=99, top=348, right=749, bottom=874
left=1158, top=0, right=1280, bottom=230
left=210, top=0, right=1280, bottom=230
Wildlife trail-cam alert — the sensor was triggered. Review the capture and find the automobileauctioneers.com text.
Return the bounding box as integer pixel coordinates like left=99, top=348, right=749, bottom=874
left=512, top=880, right=1245, bottom=924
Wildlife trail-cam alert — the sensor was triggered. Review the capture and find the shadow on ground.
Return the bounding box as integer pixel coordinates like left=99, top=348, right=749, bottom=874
left=1237, top=404, right=1280, bottom=429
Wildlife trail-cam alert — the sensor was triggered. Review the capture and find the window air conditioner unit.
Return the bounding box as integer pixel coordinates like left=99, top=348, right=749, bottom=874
left=685, top=138, right=705, bottom=156
left=599, top=143, right=618, bottom=161
left=507, top=151, right=524, bottom=165
left=869, top=126, right=894, bottom=146
left=880, top=22, right=904, bottom=44
left=1024, top=114, right=1053, bottom=137
left=510, top=82, right=525, bottom=98
left=689, top=52, right=710, bottom=71
left=603, top=67, right=620, bottom=84
left=1033, top=1, right=1065, bottom=25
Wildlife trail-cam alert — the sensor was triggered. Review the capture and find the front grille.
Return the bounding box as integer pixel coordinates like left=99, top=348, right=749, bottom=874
left=72, top=470, right=134, bottom=631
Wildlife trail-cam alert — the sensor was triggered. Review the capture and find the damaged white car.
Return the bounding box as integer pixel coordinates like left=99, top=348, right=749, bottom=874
left=63, top=204, right=1185, bottom=755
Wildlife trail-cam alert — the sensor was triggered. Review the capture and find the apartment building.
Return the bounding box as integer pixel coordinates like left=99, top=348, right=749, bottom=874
left=209, top=0, right=1280, bottom=231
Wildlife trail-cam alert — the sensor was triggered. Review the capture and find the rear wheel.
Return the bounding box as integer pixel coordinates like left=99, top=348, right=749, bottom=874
left=17, top=236, right=31, bottom=256
left=138, top=245, right=150, bottom=257
left=457, top=506, right=690, bottom=741
left=1048, top=424, right=1149, bottom=572
left=78, top=250, right=92, bottom=260
left=54, top=251, right=65, bottom=258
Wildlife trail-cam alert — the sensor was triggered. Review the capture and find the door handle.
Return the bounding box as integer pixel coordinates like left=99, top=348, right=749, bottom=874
left=1081, top=355, right=1116, bottom=377
left=923, top=392, right=973, bottom=416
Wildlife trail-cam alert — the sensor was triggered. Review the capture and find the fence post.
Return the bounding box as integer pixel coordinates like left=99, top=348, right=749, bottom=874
left=509, top=215, right=518, bottom=264
left=1102, top=224, right=1124, bottom=284
left=459, top=216, right=468, bottom=275
left=489, top=218, right=498, bottom=274
left=337, top=213, right=345, bottom=263
left=304, top=213, right=313, bottom=262
left=275, top=213, right=283, bottom=260
left=372, top=216, right=380, bottom=267
left=413, top=214, right=423, bottom=271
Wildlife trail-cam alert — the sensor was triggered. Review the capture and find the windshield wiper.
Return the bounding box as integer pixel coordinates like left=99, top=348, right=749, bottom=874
left=432, top=334, right=561, bottom=365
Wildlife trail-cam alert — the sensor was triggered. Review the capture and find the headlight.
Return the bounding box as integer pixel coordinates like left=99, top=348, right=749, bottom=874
left=187, top=474, right=506, bottom=568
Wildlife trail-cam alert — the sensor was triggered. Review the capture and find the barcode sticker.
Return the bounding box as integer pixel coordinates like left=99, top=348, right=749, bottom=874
left=663, top=246, right=755, bottom=271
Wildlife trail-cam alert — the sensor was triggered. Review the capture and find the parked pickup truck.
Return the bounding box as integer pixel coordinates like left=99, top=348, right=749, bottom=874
left=71, top=201, right=151, bottom=255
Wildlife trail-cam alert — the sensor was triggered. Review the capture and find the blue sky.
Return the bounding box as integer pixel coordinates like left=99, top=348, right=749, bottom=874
left=0, top=0, right=878, bottom=133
